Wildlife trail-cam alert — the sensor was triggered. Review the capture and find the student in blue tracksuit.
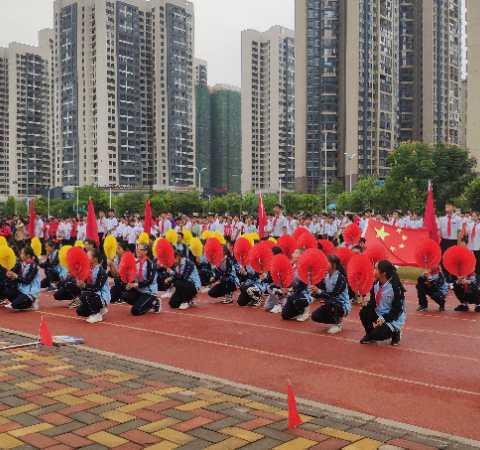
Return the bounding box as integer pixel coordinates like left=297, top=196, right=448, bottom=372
left=6, top=246, right=41, bottom=311
left=416, top=267, right=448, bottom=312
left=359, top=260, right=406, bottom=346
left=107, top=240, right=129, bottom=303
left=281, top=278, right=312, bottom=321
left=40, top=241, right=61, bottom=291
left=76, top=248, right=111, bottom=323
left=237, top=267, right=269, bottom=307
left=452, top=273, right=480, bottom=312
left=311, top=255, right=351, bottom=334
left=208, top=245, right=239, bottom=304
left=168, top=249, right=201, bottom=310
left=122, top=244, right=159, bottom=316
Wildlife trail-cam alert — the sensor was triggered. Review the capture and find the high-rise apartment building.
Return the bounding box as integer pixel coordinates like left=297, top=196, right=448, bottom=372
left=53, top=0, right=195, bottom=191
left=210, top=84, right=241, bottom=193
left=0, top=31, right=54, bottom=200
left=399, top=0, right=462, bottom=145
left=295, top=0, right=399, bottom=193
left=194, top=58, right=208, bottom=86
left=241, top=26, right=295, bottom=194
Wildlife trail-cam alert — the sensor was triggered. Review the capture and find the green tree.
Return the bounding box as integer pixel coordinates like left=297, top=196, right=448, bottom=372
left=464, top=178, right=480, bottom=212
left=336, top=177, right=386, bottom=213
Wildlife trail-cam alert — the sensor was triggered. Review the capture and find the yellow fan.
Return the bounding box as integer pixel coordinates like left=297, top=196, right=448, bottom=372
left=211, top=231, right=226, bottom=245
left=0, top=246, right=16, bottom=270
left=269, top=237, right=278, bottom=244
left=74, top=240, right=85, bottom=248
left=59, top=245, right=72, bottom=269
left=137, top=232, right=150, bottom=245
left=189, top=237, right=203, bottom=258
left=165, top=229, right=178, bottom=245
left=242, top=233, right=259, bottom=246
left=201, top=230, right=213, bottom=241
left=182, top=228, right=193, bottom=245
left=103, top=235, right=117, bottom=260
left=31, top=237, right=42, bottom=257
left=0, top=236, right=7, bottom=247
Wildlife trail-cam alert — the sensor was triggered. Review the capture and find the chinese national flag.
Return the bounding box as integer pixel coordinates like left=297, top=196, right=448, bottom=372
left=364, top=219, right=430, bottom=267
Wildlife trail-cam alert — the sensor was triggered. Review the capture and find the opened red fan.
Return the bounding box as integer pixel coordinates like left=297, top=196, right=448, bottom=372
left=119, top=251, right=137, bottom=284
left=297, top=249, right=329, bottom=285
left=292, top=227, right=308, bottom=241
left=318, top=239, right=335, bottom=255
left=204, top=238, right=224, bottom=267
left=365, top=242, right=386, bottom=265
left=296, top=231, right=317, bottom=250
left=249, top=241, right=274, bottom=273
left=234, top=237, right=252, bottom=266
left=414, top=239, right=442, bottom=270
left=278, top=235, right=297, bottom=258
left=66, top=247, right=90, bottom=282
left=270, top=254, right=294, bottom=288
left=335, top=247, right=354, bottom=269
left=347, top=254, right=374, bottom=296
left=156, top=238, right=175, bottom=268
left=343, top=224, right=361, bottom=246
left=443, top=245, right=476, bottom=277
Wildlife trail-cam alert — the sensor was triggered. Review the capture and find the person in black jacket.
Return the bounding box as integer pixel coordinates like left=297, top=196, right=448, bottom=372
left=208, top=246, right=239, bottom=304
left=40, top=241, right=60, bottom=290
left=0, top=260, right=21, bottom=305
left=107, top=240, right=128, bottom=304
left=167, top=250, right=200, bottom=310
left=452, top=273, right=480, bottom=312
left=416, top=267, right=448, bottom=312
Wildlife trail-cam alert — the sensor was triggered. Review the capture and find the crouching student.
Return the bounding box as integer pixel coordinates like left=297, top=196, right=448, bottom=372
left=76, top=248, right=110, bottom=323
left=107, top=240, right=128, bottom=304
left=122, top=244, right=160, bottom=316
left=5, top=246, right=41, bottom=311
left=0, top=259, right=21, bottom=305
left=264, top=284, right=287, bottom=314
left=208, top=246, right=239, bottom=304
left=281, top=279, right=312, bottom=321
left=311, top=255, right=351, bottom=334
left=168, top=249, right=201, bottom=310
left=40, top=241, right=60, bottom=291
left=453, top=273, right=480, bottom=312
left=416, top=267, right=448, bottom=312
left=54, top=270, right=81, bottom=308
left=359, top=260, right=406, bottom=346
left=237, top=267, right=269, bottom=307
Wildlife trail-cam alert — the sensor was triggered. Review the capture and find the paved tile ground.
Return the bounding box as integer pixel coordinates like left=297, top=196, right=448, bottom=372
left=0, top=331, right=475, bottom=450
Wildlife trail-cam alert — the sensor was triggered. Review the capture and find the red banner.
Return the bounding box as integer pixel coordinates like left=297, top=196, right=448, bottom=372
left=364, top=219, right=430, bottom=267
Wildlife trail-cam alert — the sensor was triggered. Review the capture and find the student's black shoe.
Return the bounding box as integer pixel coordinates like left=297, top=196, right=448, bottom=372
left=416, top=305, right=428, bottom=312
left=438, top=303, right=445, bottom=312
left=391, top=330, right=401, bottom=346
left=474, top=305, right=480, bottom=313
left=152, top=299, right=161, bottom=314
left=454, top=304, right=469, bottom=312
left=360, top=336, right=374, bottom=344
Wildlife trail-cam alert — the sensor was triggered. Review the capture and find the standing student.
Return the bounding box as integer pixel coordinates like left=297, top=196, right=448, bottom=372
left=76, top=248, right=110, bottom=323
left=359, top=260, right=406, bottom=346
left=5, top=246, right=41, bottom=311
left=311, top=255, right=351, bottom=334
left=439, top=203, right=461, bottom=282
left=452, top=273, right=480, bottom=312
left=416, top=267, right=448, bottom=312
left=167, top=249, right=201, bottom=310
left=122, top=244, right=160, bottom=315
left=466, top=212, right=480, bottom=275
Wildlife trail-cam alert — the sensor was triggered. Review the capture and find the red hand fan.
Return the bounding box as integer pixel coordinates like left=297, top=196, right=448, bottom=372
left=234, top=237, right=252, bottom=266
left=278, top=235, right=297, bottom=258
left=335, top=247, right=354, bottom=269
left=156, top=238, right=175, bottom=268
left=205, top=238, right=224, bottom=267
left=347, top=254, right=374, bottom=296
left=270, top=254, right=294, bottom=288
left=66, top=247, right=91, bottom=282
left=442, top=245, right=476, bottom=277
left=414, top=239, right=442, bottom=270
left=297, top=249, right=329, bottom=285
left=249, top=241, right=274, bottom=273
left=318, top=239, right=335, bottom=255
left=365, top=242, right=386, bottom=265
left=296, top=231, right=317, bottom=250
left=119, top=251, right=137, bottom=284
left=343, top=224, right=361, bottom=246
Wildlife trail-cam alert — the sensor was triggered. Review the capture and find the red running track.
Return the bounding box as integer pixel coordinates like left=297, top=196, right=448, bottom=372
left=0, top=286, right=478, bottom=440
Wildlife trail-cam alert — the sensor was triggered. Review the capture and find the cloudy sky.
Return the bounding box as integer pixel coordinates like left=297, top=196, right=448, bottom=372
left=0, top=0, right=295, bottom=87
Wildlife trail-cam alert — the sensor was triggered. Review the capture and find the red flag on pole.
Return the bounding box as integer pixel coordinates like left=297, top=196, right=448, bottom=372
left=144, top=199, right=152, bottom=235
left=258, top=193, right=267, bottom=239
left=423, top=180, right=440, bottom=243
left=28, top=199, right=36, bottom=238
left=39, top=315, right=53, bottom=347
left=287, top=382, right=303, bottom=429
left=86, top=198, right=99, bottom=246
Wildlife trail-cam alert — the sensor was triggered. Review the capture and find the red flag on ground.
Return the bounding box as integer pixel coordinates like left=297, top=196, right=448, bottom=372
left=39, top=316, right=53, bottom=347
left=364, top=219, right=430, bottom=267
left=144, top=199, right=152, bottom=235
left=287, top=382, right=303, bottom=429
left=258, top=193, right=267, bottom=239
left=27, top=199, right=36, bottom=238
left=86, top=199, right=99, bottom=246
left=423, top=181, right=440, bottom=243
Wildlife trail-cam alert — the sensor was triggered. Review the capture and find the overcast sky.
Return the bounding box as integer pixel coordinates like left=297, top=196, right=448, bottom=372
left=0, top=0, right=295, bottom=87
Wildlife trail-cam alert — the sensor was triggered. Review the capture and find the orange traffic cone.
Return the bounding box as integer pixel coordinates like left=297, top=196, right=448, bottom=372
left=39, top=315, right=53, bottom=347
left=287, top=381, right=303, bottom=429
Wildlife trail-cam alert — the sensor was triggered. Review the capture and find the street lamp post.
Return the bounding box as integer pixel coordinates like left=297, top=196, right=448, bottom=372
left=323, top=132, right=328, bottom=212
left=47, top=188, right=51, bottom=218
left=344, top=153, right=357, bottom=193
left=194, top=167, right=207, bottom=193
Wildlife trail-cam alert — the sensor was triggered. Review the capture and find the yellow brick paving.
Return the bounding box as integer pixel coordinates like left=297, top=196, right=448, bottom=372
left=0, top=334, right=459, bottom=450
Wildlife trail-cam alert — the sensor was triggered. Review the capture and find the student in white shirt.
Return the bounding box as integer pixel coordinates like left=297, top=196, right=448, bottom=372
left=267, top=204, right=288, bottom=238
left=466, top=212, right=480, bottom=274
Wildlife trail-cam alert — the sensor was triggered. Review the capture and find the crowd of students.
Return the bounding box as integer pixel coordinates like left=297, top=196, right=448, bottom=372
left=0, top=202, right=479, bottom=347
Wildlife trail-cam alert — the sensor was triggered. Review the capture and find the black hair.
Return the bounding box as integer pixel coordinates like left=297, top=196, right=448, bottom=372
left=377, top=260, right=406, bottom=293
left=272, top=246, right=282, bottom=255
left=327, top=254, right=346, bottom=277
left=45, top=240, right=56, bottom=249
left=117, top=239, right=129, bottom=251
left=274, top=204, right=284, bottom=210
left=89, top=248, right=102, bottom=262
left=22, top=245, right=36, bottom=260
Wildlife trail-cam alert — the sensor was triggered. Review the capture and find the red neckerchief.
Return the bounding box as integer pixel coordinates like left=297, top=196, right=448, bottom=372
left=375, top=281, right=389, bottom=305
left=471, top=223, right=477, bottom=241
left=137, top=257, right=147, bottom=282
left=447, top=215, right=452, bottom=237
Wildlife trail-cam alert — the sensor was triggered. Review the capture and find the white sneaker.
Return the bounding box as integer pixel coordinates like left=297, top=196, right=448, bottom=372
left=161, top=290, right=173, bottom=300
left=30, top=300, right=39, bottom=311
left=200, top=287, right=209, bottom=294
left=86, top=313, right=103, bottom=324
left=327, top=324, right=343, bottom=334
left=270, top=304, right=283, bottom=314
left=100, top=307, right=108, bottom=316
left=295, top=309, right=310, bottom=322
left=179, top=302, right=191, bottom=310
